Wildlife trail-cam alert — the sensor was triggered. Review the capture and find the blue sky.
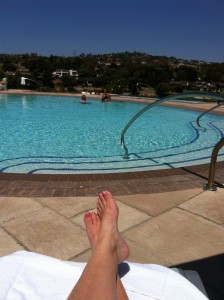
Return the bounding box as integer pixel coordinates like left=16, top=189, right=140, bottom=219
left=1, top=0, right=224, bottom=62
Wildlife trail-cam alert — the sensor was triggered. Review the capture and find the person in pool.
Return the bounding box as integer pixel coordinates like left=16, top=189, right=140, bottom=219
left=80, top=94, right=87, bottom=104
left=102, top=90, right=111, bottom=101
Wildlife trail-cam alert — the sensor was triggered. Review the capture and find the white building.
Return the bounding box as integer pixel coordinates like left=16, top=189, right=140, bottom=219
left=52, top=69, right=79, bottom=79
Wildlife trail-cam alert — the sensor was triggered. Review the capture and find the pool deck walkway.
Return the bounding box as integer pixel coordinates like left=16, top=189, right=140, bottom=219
left=0, top=163, right=224, bottom=299
left=0, top=91, right=224, bottom=299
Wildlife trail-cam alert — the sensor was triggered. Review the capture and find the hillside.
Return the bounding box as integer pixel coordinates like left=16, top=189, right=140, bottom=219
left=0, top=52, right=224, bottom=96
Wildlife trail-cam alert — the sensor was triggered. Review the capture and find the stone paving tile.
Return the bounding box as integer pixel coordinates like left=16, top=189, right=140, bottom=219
left=37, top=196, right=97, bottom=218
left=158, top=174, right=194, bottom=183
left=3, top=207, right=89, bottom=260
left=123, top=208, right=224, bottom=266
left=71, top=201, right=150, bottom=232
left=179, top=189, right=224, bottom=225
left=0, top=228, right=24, bottom=257
left=122, top=238, right=167, bottom=265
left=117, top=189, right=203, bottom=216
left=0, top=197, right=43, bottom=224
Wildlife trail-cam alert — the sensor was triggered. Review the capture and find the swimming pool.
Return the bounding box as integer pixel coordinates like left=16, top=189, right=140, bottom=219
left=0, top=93, right=224, bottom=174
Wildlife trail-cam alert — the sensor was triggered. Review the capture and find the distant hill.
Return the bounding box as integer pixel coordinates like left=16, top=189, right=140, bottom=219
left=0, top=52, right=223, bottom=96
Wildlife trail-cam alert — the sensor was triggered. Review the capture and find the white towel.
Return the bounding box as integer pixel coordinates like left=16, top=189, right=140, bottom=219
left=0, top=251, right=208, bottom=300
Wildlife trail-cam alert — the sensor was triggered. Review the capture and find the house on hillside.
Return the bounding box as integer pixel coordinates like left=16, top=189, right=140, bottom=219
left=0, top=78, right=7, bottom=90
left=52, top=69, right=79, bottom=79
left=17, top=67, right=30, bottom=74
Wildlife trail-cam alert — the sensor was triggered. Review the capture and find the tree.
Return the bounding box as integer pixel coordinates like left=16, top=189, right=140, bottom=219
left=2, top=62, right=16, bottom=72
left=0, top=69, right=5, bottom=79
left=61, top=76, right=76, bottom=92
left=6, top=73, right=21, bottom=89
left=156, top=83, right=171, bottom=97
left=202, top=63, right=224, bottom=82
left=42, top=70, right=54, bottom=90
left=176, top=66, right=198, bottom=82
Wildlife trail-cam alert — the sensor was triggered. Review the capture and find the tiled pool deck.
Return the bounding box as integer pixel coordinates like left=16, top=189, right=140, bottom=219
left=0, top=161, right=224, bottom=197
left=0, top=91, right=224, bottom=299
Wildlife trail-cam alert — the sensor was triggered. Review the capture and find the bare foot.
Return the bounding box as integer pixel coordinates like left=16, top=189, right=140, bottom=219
left=97, top=191, right=129, bottom=263
left=84, top=212, right=100, bottom=250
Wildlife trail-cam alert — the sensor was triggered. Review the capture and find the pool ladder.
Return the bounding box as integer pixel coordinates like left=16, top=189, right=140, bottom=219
left=196, top=100, right=224, bottom=190
left=121, top=91, right=224, bottom=159
left=196, top=101, right=224, bottom=129
left=205, top=138, right=224, bottom=191
left=120, top=91, right=224, bottom=190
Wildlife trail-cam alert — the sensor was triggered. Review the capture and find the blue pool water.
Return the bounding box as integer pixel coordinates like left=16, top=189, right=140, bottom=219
left=0, top=93, right=224, bottom=174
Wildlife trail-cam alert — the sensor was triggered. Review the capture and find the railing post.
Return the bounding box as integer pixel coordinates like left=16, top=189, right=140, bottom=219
left=205, top=138, right=224, bottom=190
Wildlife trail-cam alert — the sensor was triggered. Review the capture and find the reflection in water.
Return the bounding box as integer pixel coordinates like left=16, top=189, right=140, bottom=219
left=22, top=96, right=28, bottom=108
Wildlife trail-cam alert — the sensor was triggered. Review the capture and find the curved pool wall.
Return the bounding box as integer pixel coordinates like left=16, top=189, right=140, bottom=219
left=0, top=93, right=224, bottom=174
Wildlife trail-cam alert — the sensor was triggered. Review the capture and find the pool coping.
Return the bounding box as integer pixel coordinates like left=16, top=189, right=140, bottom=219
left=0, top=160, right=224, bottom=197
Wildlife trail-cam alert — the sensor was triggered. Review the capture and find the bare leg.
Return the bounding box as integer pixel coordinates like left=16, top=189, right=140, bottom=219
left=97, top=191, right=129, bottom=264
left=84, top=210, right=129, bottom=300
left=67, top=191, right=129, bottom=300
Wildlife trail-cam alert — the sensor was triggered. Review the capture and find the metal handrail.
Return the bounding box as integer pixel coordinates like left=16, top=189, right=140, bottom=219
left=196, top=101, right=224, bottom=128
left=121, top=92, right=224, bottom=159
left=205, top=138, right=224, bottom=190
